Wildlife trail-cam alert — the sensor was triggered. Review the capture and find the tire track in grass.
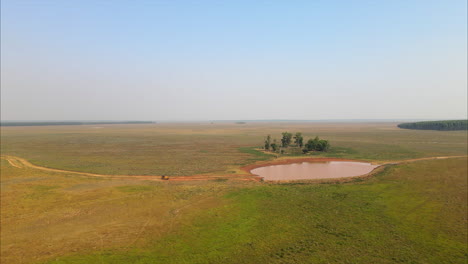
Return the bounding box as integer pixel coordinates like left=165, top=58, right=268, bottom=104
left=0, top=155, right=260, bottom=182
left=3, top=156, right=23, bottom=168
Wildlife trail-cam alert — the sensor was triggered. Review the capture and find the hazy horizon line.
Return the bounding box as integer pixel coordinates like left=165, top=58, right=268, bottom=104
left=2, top=118, right=467, bottom=123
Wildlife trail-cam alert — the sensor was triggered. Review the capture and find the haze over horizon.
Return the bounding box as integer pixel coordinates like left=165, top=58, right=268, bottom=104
left=0, top=118, right=460, bottom=123
left=1, top=0, right=467, bottom=121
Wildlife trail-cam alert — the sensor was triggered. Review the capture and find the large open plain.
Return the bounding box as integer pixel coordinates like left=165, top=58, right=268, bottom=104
left=1, top=122, right=467, bottom=263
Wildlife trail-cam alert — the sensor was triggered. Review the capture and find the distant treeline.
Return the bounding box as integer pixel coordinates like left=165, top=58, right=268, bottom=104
left=0, top=121, right=155, bottom=127
left=397, top=120, right=468, bottom=131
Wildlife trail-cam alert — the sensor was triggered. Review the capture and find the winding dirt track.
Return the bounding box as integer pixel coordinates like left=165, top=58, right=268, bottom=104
left=1, top=155, right=467, bottom=182
left=0, top=155, right=260, bottom=182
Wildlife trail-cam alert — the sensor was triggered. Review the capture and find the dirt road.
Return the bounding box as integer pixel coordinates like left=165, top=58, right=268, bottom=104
left=1, top=155, right=466, bottom=182
left=0, top=155, right=259, bottom=182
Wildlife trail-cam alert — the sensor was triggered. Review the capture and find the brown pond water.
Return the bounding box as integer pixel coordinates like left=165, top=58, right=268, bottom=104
left=250, top=161, right=379, bottom=181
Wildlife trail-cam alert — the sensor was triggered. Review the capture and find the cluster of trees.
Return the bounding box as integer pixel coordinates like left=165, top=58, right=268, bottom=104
left=303, top=136, right=330, bottom=152
left=397, top=120, right=468, bottom=131
left=264, top=132, right=330, bottom=153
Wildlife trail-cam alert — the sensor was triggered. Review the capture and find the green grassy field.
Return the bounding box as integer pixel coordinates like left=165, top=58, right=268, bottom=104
left=1, top=122, right=466, bottom=176
left=1, top=123, right=467, bottom=264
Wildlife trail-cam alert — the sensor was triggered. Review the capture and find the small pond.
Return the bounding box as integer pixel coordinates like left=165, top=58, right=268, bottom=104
left=251, top=161, right=379, bottom=181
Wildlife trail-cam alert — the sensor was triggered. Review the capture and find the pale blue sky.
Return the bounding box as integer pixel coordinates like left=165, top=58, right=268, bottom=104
left=1, top=0, right=467, bottom=121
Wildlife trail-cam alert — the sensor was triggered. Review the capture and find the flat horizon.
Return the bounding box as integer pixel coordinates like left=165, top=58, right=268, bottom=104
left=2, top=118, right=466, bottom=123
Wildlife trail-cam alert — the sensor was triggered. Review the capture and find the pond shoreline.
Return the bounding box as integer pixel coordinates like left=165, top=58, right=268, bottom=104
left=241, top=157, right=364, bottom=174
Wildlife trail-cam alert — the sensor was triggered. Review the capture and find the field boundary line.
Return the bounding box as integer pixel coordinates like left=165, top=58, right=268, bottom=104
left=384, top=155, right=468, bottom=165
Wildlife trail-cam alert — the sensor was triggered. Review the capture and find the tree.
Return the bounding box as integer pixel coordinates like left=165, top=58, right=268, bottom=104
left=281, top=132, right=293, bottom=147
left=304, top=136, right=330, bottom=152
left=321, top=140, right=330, bottom=151
left=264, top=135, right=271, bottom=150
left=271, top=139, right=278, bottom=152
left=294, top=132, right=303, bottom=147
left=305, top=136, right=319, bottom=151
left=315, top=140, right=330, bottom=151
